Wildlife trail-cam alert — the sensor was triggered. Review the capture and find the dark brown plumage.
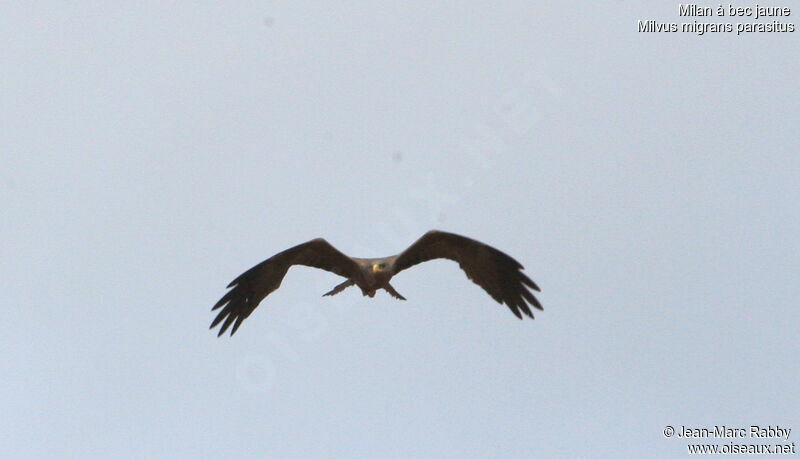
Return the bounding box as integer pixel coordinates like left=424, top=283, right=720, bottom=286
left=210, top=230, right=542, bottom=336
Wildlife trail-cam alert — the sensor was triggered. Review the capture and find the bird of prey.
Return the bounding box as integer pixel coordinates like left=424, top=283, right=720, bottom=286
left=210, top=230, right=542, bottom=336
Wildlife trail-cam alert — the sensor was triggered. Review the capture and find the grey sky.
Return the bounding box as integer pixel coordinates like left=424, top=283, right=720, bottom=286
left=2, top=2, right=798, bottom=457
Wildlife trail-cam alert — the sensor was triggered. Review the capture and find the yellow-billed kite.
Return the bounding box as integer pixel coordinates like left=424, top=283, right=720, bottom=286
left=211, top=230, right=542, bottom=336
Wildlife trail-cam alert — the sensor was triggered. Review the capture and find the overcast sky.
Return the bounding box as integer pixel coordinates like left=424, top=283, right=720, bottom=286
left=2, top=2, right=798, bottom=457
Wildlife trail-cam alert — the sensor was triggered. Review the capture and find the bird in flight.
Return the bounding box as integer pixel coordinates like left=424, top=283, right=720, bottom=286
left=210, top=230, right=542, bottom=336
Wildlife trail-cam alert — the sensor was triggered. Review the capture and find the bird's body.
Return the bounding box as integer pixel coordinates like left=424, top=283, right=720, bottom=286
left=326, top=257, right=402, bottom=299
left=210, top=230, right=542, bottom=336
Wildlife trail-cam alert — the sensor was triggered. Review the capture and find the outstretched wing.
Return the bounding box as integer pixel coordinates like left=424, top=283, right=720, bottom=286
left=392, top=230, right=542, bottom=319
left=211, top=238, right=359, bottom=336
